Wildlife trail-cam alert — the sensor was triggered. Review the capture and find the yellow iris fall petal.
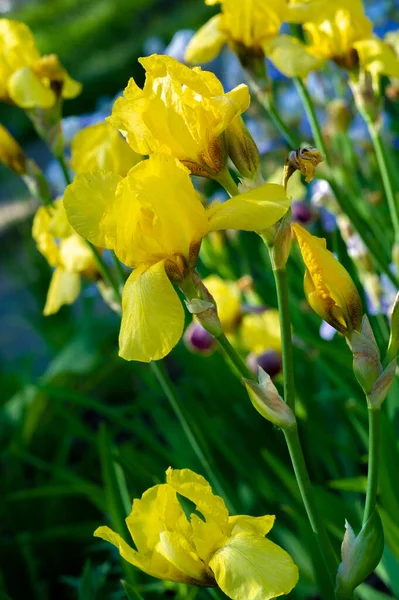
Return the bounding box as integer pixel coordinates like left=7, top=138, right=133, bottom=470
left=94, top=467, right=298, bottom=598
left=64, top=153, right=290, bottom=362
left=32, top=199, right=96, bottom=315
left=71, top=122, right=142, bottom=176
left=0, top=123, right=26, bottom=174
left=185, top=0, right=322, bottom=78
left=293, top=223, right=362, bottom=335
left=108, top=54, right=250, bottom=176
left=0, top=19, right=81, bottom=108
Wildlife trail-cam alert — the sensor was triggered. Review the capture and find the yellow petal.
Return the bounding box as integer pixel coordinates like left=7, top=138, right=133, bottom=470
left=207, top=183, right=290, bottom=233
left=119, top=261, right=185, bottom=362
left=209, top=531, right=299, bottom=600
left=94, top=525, right=189, bottom=583
left=158, top=530, right=212, bottom=584
left=293, top=223, right=362, bottom=333
left=264, top=35, right=325, bottom=78
left=166, top=467, right=229, bottom=530
left=32, top=206, right=60, bottom=268
left=0, top=124, right=26, bottom=173
left=8, top=66, right=55, bottom=108
left=63, top=170, right=122, bottom=248
left=240, top=311, right=281, bottom=354
left=48, top=198, right=74, bottom=239
left=191, top=513, right=226, bottom=564
left=203, top=275, right=241, bottom=333
left=228, top=515, right=275, bottom=537
left=71, top=122, right=141, bottom=177
left=59, top=235, right=94, bottom=272
left=62, top=72, right=82, bottom=99
left=185, top=15, right=227, bottom=64
left=43, top=268, right=80, bottom=316
left=354, top=37, right=399, bottom=78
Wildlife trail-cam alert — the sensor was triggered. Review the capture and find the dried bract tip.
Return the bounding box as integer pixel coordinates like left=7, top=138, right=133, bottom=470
left=283, top=147, right=324, bottom=189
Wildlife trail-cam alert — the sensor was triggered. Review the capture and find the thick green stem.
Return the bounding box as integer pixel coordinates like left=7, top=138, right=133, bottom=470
left=284, top=424, right=339, bottom=597
left=149, top=361, right=236, bottom=512
left=367, top=122, right=399, bottom=245
left=215, top=332, right=254, bottom=380
left=272, top=267, right=296, bottom=412
left=363, top=407, right=381, bottom=525
left=214, top=169, right=240, bottom=197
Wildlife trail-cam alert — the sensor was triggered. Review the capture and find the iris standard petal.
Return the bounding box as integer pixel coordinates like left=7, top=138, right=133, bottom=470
left=8, top=66, right=55, bottom=108
left=119, top=261, right=185, bottom=362
left=209, top=531, right=299, bottom=600
left=63, top=170, right=122, bottom=248
left=185, top=15, right=227, bottom=64
left=43, top=268, right=81, bottom=316
left=158, top=530, right=212, bottom=584
left=206, top=183, right=289, bottom=233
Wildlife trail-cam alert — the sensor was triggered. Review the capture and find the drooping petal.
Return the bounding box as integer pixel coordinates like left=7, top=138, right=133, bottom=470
left=158, top=530, right=212, bottom=584
left=32, top=206, right=60, bottom=267
left=94, top=526, right=191, bottom=584
left=119, top=261, right=185, bottom=362
left=166, top=468, right=229, bottom=530
left=264, top=35, right=325, bottom=78
left=228, top=515, right=275, bottom=537
left=71, top=122, right=141, bottom=176
left=43, top=268, right=81, bottom=316
left=354, top=37, right=399, bottom=79
left=59, top=235, right=94, bottom=273
left=48, top=198, right=74, bottom=239
left=209, top=531, right=299, bottom=600
left=7, top=66, right=55, bottom=108
left=63, top=170, right=122, bottom=248
left=185, top=15, right=227, bottom=64
left=206, top=183, right=289, bottom=233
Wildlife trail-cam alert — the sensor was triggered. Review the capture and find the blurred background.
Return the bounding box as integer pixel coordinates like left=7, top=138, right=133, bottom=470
left=1, top=0, right=399, bottom=599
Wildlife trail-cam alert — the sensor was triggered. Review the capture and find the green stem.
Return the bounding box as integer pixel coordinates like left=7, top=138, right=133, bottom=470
left=272, top=267, right=296, bottom=412
left=367, top=122, right=399, bottom=245
left=215, top=332, right=254, bottom=380
left=284, top=424, right=339, bottom=597
left=111, top=251, right=127, bottom=288
left=57, top=155, right=71, bottom=186
left=363, top=407, right=381, bottom=525
left=149, top=361, right=237, bottom=512
left=294, top=78, right=327, bottom=156
left=214, top=169, right=240, bottom=197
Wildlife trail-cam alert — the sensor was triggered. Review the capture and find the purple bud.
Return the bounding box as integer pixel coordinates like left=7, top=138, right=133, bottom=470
left=291, top=201, right=313, bottom=224
left=247, top=350, right=282, bottom=378
left=184, top=321, right=215, bottom=354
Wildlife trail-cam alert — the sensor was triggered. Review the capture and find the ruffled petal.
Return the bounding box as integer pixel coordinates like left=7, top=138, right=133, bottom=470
left=43, top=268, right=80, bottom=316
left=354, top=37, right=399, bottom=78
left=119, top=261, right=185, bottom=362
left=264, top=35, right=325, bottom=78
left=228, top=515, right=275, bottom=537
left=8, top=66, right=55, bottom=108
left=206, top=183, right=289, bottom=233
left=209, top=531, right=299, bottom=600
left=185, top=15, right=227, bottom=64
left=63, top=170, right=122, bottom=248
left=166, top=468, right=229, bottom=529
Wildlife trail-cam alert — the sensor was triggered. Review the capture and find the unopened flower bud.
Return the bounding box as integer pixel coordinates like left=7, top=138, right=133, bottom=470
left=0, top=125, right=26, bottom=174
left=180, top=271, right=223, bottom=338
left=336, top=511, right=384, bottom=597
left=245, top=368, right=295, bottom=429
left=184, top=321, right=215, bottom=354
left=350, top=71, right=382, bottom=125
left=261, top=210, right=292, bottom=270
left=283, top=147, right=324, bottom=188
left=326, top=98, right=352, bottom=134
left=387, top=292, right=399, bottom=361
left=247, top=350, right=282, bottom=379
left=291, top=201, right=313, bottom=225
left=347, top=316, right=381, bottom=394
left=225, top=115, right=261, bottom=180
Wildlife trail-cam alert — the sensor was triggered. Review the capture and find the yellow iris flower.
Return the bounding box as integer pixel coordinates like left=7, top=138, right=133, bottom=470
left=64, top=153, right=290, bottom=362
left=0, top=19, right=81, bottom=109
left=293, top=223, right=362, bottom=336
left=70, top=122, right=141, bottom=176
left=185, top=0, right=323, bottom=78
left=240, top=310, right=281, bottom=355
left=296, top=0, right=399, bottom=78
left=94, top=467, right=298, bottom=599
left=202, top=275, right=241, bottom=332
left=108, top=54, right=250, bottom=177
left=0, top=124, right=26, bottom=174
left=32, top=199, right=96, bottom=315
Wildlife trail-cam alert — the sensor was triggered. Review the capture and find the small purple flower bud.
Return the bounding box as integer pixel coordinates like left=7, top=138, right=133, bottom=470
left=291, top=201, right=313, bottom=224
left=184, top=321, right=215, bottom=354
left=247, top=351, right=282, bottom=378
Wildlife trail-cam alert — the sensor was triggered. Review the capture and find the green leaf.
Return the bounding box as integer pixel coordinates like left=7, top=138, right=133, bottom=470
left=121, top=580, right=144, bottom=600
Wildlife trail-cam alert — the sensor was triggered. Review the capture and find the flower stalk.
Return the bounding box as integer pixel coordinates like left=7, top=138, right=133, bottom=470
left=363, top=407, right=381, bottom=525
